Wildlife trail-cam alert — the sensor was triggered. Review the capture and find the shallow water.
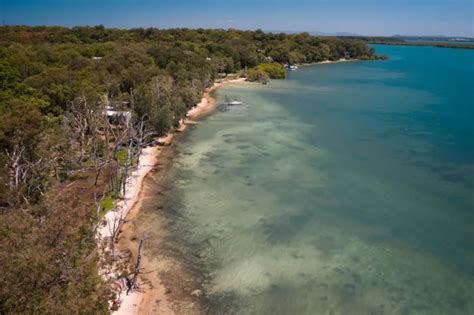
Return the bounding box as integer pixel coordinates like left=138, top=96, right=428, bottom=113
left=152, top=45, right=474, bottom=314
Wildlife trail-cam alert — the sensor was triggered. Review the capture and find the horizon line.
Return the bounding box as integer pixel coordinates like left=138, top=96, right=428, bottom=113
left=1, top=23, right=472, bottom=39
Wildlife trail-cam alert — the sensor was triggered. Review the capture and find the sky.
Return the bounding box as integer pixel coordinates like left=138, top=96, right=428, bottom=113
left=1, top=0, right=473, bottom=37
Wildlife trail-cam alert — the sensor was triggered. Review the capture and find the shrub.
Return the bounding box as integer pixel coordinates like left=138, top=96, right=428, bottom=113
left=247, top=68, right=269, bottom=84
left=255, top=63, right=286, bottom=79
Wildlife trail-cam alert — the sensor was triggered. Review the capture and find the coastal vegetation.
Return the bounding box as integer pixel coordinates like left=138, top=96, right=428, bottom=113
left=254, top=63, right=287, bottom=79
left=246, top=63, right=286, bottom=83
left=0, top=25, right=381, bottom=313
left=246, top=68, right=270, bottom=84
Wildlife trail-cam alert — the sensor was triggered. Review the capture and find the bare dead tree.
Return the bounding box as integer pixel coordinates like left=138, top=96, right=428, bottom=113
left=134, top=115, right=146, bottom=164
left=121, top=139, right=135, bottom=197
left=151, top=75, right=174, bottom=103
left=107, top=202, right=123, bottom=258
left=67, top=96, right=90, bottom=162
left=5, top=144, right=27, bottom=191
left=127, top=232, right=148, bottom=294
left=66, top=94, right=106, bottom=164
left=93, top=111, right=118, bottom=187
left=5, top=144, right=48, bottom=204
left=94, top=102, right=132, bottom=188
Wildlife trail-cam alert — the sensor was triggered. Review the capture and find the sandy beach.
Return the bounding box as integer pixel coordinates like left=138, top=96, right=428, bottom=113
left=187, top=77, right=247, bottom=118
left=300, top=58, right=360, bottom=67
left=107, top=77, right=247, bottom=315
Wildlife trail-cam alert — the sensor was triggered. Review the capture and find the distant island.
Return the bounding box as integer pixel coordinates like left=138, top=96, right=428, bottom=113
left=266, top=30, right=474, bottom=49
left=354, top=35, right=474, bottom=49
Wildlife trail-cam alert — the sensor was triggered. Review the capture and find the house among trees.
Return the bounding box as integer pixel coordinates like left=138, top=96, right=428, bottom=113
left=105, top=106, right=132, bottom=125
left=105, top=101, right=132, bottom=125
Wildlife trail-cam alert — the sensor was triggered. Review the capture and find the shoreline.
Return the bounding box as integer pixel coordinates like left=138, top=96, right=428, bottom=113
left=108, top=66, right=358, bottom=313
left=109, top=77, right=247, bottom=315
left=187, top=77, right=247, bottom=118
left=107, top=61, right=361, bottom=313
left=299, top=58, right=360, bottom=67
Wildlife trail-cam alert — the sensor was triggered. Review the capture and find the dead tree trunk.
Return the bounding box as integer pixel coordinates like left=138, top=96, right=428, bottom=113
left=5, top=144, right=27, bottom=191
left=121, top=141, right=134, bottom=197
left=135, top=116, right=147, bottom=164
left=128, top=232, right=147, bottom=294
left=108, top=203, right=122, bottom=257
left=109, top=160, right=121, bottom=199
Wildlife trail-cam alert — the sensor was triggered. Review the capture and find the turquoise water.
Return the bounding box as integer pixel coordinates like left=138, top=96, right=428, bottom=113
left=159, top=45, right=474, bottom=314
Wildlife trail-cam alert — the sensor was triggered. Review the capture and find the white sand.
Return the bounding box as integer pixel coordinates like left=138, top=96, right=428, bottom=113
left=97, top=145, right=164, bottom=315
left=98, top=145, right=159, bottom=241
left=103, top=77, right=248, bottom=314
left=303, top=58, right=359, bottom=66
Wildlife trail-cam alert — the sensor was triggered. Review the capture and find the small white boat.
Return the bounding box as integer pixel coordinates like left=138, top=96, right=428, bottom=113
left=224, top=96, right=243, bottom=105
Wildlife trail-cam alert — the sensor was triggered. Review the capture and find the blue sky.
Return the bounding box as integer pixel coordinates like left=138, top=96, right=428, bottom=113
left=1, top=0, right=473, bottom=37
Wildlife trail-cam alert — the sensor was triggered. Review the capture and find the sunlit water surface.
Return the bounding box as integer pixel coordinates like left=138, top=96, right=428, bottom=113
left=151, top=45, right=474, bottom=314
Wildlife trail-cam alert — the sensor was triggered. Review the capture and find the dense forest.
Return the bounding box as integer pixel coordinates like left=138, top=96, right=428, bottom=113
left=0, top=26, right=382, bottom=313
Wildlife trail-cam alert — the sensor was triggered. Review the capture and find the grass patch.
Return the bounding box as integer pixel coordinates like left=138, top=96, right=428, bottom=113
left=116, top=148, right=138, bottom=167
left=117, top=148, right=128, bottom=167
left=99, top=193, right=115, bottom=216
